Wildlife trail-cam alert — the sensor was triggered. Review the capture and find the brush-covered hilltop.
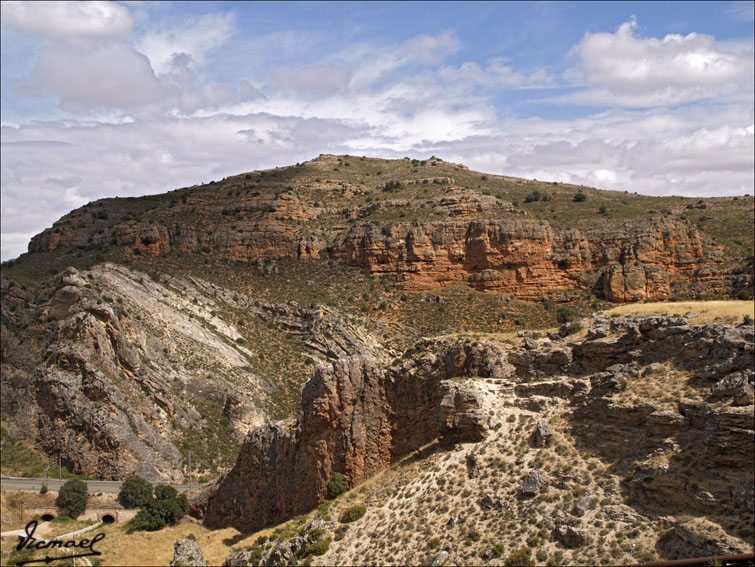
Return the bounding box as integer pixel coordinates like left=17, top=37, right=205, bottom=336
left=1, top=155, right=753, bottom=565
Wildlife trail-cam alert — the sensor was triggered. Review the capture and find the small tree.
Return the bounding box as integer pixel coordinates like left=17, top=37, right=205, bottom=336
left=130, top=485, right=188, bottom=532
left=326, top=473, right=347, bottom=499
left=56, top=479, right=87, bottom=519
left=118, top=474, right=153, bottom=509
left=573, top=192, right=587, bottom=202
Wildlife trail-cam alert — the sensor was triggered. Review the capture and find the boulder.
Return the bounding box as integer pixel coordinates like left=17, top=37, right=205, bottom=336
left=170, top=538, right=206, bottom=567
left=518, top=470, right=547, bottom=499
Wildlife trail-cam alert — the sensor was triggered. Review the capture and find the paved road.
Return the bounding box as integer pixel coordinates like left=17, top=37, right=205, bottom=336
left=0, top=476, right=201, bottom=493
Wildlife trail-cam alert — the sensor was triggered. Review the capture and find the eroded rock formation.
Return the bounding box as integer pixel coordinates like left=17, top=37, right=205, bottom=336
left=202, top=316, right=753, bottom=537
left=203, top=339, right=502, bottom=531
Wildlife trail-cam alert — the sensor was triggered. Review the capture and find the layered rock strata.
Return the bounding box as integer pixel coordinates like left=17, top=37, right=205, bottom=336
left=26, top=185, right=742, bottom=302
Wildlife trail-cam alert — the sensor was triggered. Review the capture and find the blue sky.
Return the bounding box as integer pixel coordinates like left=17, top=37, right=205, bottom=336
left=1, top=1, right=753, bottom=260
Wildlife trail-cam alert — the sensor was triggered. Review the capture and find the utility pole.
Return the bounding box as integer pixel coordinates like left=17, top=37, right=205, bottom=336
left=44, top=464, right=51, bottom=481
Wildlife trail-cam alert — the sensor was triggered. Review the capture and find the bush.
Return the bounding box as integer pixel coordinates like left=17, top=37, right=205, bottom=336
left=505, top=546, right=534, bottom=567
left=40, top=485, right=48, bottom=495
left=129, top=485, right=188, bottom=531
left=118, top=475, right=153, bottom=509
left=556, top=305, right=577, bottom=324
left=326, top=473, right=347, bottom=499
left=304, top=537, right=331, bottom=557
left=340, top=505, right=366, bottom=523
left=491, top=542, right=505, bottom=557
left=572, top=192, right=587, bottom=202
left=429, top=537, right=441, bottom=549
left=56, top=479, right=88, bottom=519
left=737, top=290, right=750, bottom=300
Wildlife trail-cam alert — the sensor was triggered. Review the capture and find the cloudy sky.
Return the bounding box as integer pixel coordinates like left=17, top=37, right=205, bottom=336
left=1, top=1, right=753, bottom=260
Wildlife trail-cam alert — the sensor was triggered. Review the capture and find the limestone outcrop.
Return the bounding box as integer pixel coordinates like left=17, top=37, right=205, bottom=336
left=203, top=339, right=501, bottom=532
left=203, top=316, right=753, bottom=538
left=24, top=159, right=746, bottom=303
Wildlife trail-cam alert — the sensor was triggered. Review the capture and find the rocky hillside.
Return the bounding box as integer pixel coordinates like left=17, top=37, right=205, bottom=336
left=209, top=315, right=753, bottom=565
left=1, top=263, right=399, bottom=481
left=11, top=155, right=753, bottom=303
left=1, top=154, right=752, bottom=517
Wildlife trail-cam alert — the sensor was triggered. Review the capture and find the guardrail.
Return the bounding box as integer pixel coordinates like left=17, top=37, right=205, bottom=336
left=1, top=476, right=203, bottom=493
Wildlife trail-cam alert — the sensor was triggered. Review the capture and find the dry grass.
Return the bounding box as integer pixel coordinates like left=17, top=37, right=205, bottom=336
left=91, top=522, right=251, bottom=566
left=605, top=300, right=754, bottom=325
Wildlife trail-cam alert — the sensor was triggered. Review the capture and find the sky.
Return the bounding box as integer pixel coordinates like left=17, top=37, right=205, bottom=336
left=1, top=1, right=753, bottom=261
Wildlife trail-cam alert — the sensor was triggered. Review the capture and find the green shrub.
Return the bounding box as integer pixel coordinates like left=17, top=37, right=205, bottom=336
left=129, top=485, right=188, bottom=531
left=737, top=290, right=750, bottom=300
left=118, top=474, right=153, bottom=509
left=556, top=305, right=577, bottom=324
left=40, top=484, right=48, bottom=495
left=491, top=542, right=505, bottom=557
left=326, top=473, right=347, bottom=499
left=340, top=505, right=366, bottom=523
left=572, top=192, right=587, bottom=202
left=303, top=537, right=331, bottom=557
left=505, top=546, right=534, bottom=567
left=428, top=537, right=441, bottom=549
left=56, top=479, right=88, bottom=518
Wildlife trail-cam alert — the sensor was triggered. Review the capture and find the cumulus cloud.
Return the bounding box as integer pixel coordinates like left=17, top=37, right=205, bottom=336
left=16, top=40, right=165, bottom=110
left=564, top=18, right=754, bottom=107
left=1, top=0, right=133, bottom=40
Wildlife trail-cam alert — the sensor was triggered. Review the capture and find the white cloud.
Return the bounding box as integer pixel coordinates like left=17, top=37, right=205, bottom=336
left=16, top=40, right=165, bottom=110
left=136, top=12, right=235, bottom=75
left=439, top=59, right=554, bottom=88
left=565, top=18, right=754, bottom=107
left=348, top=31, right=460, bottom=88
left=399, top=30, right=459, bottom=64
left=0, top=1, right=133, bottom=40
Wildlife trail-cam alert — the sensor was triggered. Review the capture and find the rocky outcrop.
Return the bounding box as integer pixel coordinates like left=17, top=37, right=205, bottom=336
left=171, top=539, right=206, bottom=567
left=333, top=217, right=732, bottom=301
left=655, top=518, right=753, bottom=560
left=23, top=157, right=746, bottom=303
left=204, top=339, right=500, bottom=532
left=203, top=315, right=753, bottom=538
left=0, top=263, right=395, bottom=481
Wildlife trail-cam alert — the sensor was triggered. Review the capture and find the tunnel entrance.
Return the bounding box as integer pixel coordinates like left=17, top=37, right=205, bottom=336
left=41, top=514, right=55, bottom=522
left=101, top=514, right=115, bottom=524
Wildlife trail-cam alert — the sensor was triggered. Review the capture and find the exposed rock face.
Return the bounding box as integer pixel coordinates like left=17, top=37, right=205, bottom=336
left=171, top=539, right=206, bottom=567
left=204, top=339, right=500, bottom=532
left=0, top=263, right=391, bottom=481
left=333, top=217, right=732, bottom=301
left=25, top=166, right=743, bottom=303
left=518, top=470, right=548, bottom=499
left=203, top=316, right=753, bottom=540
left=655, top=518, right=753, bottom=560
